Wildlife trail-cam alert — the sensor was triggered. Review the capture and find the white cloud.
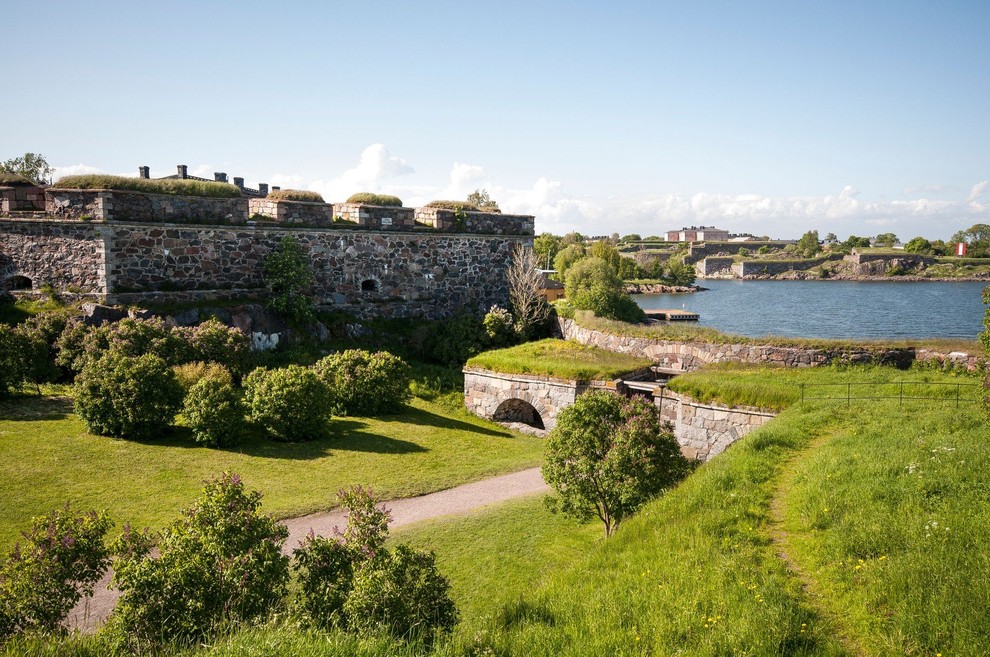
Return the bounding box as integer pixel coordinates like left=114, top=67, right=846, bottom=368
left=309, top=144, right=413, bottom=202
left=52, top=163, right=106, bottom=180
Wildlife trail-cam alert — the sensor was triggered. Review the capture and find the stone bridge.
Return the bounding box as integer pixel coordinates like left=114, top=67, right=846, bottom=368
left=463, top=368, right=617, bottom=433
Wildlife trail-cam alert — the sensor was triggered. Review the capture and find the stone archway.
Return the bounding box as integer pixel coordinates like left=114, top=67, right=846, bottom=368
left=492, top=398, right=545, bottom=430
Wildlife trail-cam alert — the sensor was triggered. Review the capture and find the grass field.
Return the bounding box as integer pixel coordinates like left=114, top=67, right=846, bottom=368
left=0, top=394, right=543, bottom=553
left=465, top=339, right=651, bottom=381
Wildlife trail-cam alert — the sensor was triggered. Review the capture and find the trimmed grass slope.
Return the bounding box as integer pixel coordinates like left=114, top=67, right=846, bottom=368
left=466, top=339, right=650, bottom=382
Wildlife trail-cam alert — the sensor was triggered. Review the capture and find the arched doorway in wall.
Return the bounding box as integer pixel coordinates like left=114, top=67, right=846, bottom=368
left=3, top=275, right=32, bottom=291
left=492, top=398, right=545, bottom=430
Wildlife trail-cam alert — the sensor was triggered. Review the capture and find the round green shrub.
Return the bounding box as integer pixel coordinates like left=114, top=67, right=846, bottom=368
left=483, top=305, right=517, bottom=348
left=345, top=192, right=403, bottom=207
left=343, top=544, right=458, bottom=644
left=74, top=352, right=184, bottom=440
left=267, top=189, right=325, bottom=203
left=183, top=374, right=244, bottom=447
left=181, top=318, right=251, bottom=377
left=243, top=365, right=331, bottom=441
left=313, top=350, right=411, bottom=416
left=0, top=325, right=26, bottom=397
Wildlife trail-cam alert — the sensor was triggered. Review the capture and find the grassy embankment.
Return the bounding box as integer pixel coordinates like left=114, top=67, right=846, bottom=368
left=51, top=175, right=242, bottom=198
left=465, top=338, right=651, bottom=381
left=0, top=390, right=543, bottom=554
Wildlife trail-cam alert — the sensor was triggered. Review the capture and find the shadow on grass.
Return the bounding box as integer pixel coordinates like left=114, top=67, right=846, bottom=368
left=373, top=404, right=514, bottom=438
left=0, top=396, right=74, bottom=422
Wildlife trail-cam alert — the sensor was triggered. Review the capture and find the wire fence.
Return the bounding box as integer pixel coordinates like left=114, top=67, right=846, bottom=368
left=799, top=381, right=985, bottom=407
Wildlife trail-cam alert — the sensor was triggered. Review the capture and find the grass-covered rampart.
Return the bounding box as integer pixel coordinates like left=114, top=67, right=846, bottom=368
left=465, top=338, right=651, bottom=381
left=52, top=175, right=242, bottom=198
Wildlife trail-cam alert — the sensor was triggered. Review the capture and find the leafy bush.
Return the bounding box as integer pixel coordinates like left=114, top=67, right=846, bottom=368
left=293, top=486, right=390, bottom=630
left=61, top=317, right=191, bottom=373
left=413, top=313, right=486, bottom=366
left=74, top=352, right=184, bottom=440
left=181, top=318, right=251, bottom=376
left=266, top=189, right=325, bottom=203
left=183, top=374, right=245, bottom=447
left=483, top=305, right=517, bottom=348
left=424, top=200, right=480, bottom=212
left=0, top=325, right=26, bottom=396
left=263, top=236, right=315, bottom=324
left=313, top=349, right=411, bottom=416
left=15, top=311, right=70, bottom=385
left=543, top=391, right=688, bottom=536
left=53, top=317, right=91, bottom=373
left=108, top=472, right=289, bottom=649
left=0, top=505, right=112, bottom=641
left=565, top=257, right=646, bottom=323
left=173, top=361, right=232, bottom=392
left=244, top=365, right=331, bottom=441
left=343, top=544, right=458, bottom=644
left=345, top=192, right=403, bottom=207
left=52, top=175, right=242, bottom=198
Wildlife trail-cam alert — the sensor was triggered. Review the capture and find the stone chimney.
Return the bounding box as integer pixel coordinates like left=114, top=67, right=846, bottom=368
left=272, top=186, right=281, bottom=192
left=177, top=164, right=188, bottom=179
left=138, top=166, right=150, bottom=179
left=214, top=172, right=228, bottom=183
left=258, top=183, right=269, bottom=197
left=233, top=177, right=244, bottom=189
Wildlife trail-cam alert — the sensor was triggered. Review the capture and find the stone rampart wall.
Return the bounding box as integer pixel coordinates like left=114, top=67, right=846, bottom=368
left=686, top=241, right=791, bottom=264
left=696, top=256, right=734, bottom=277
left=656, top=389, right=776, bottom=461
left=557, top=317, right=915, bottom=370
left=736, top=255, right=840, bottom=277
left=248, top=198, right=333, bottom=225
left=46, top=189, right=249, bottom=224
left=0, top=220, right=106, bottom=293
left=332, top=203, right=416, bottom=230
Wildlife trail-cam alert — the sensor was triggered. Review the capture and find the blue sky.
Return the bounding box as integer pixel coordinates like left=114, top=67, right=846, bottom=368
left=4, top=0, right=988, bottom=240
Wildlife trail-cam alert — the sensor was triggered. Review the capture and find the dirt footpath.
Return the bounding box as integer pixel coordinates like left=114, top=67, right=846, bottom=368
left=66, top=467, right=549, bottom=633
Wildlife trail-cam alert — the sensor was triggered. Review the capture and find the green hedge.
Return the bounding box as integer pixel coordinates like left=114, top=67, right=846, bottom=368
left=266, top=189, right=325, bottom=203
left=52, top=175, right=242, bottom=199
left=344, top=192, right=403, bottom=207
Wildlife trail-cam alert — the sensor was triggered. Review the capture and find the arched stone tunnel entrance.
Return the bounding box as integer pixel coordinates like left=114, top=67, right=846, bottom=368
left=492, top=398, right=545, bottom=430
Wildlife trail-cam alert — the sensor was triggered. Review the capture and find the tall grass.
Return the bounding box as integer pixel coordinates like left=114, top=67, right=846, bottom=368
left=466, top=339, right=651, bottom=381
left=51, top=175, right=242, bottom=199
left=266, top=189, right=325, bottom=203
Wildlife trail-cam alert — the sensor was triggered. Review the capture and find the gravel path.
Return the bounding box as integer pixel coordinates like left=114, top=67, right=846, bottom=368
left=66, top=467, right=549, bottom=633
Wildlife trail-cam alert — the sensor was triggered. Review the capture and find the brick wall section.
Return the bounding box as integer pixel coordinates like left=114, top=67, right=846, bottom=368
left=248, top=198, right=333, bottom=225
left=0, top=185, right=47, bottom=212
left=332, top=203, right=416, bottom=230
left=0, top=220, right=106, bottom=293
left=414, top=207, right=535, bottom=235
left=46, top=189, right=248, bottom=224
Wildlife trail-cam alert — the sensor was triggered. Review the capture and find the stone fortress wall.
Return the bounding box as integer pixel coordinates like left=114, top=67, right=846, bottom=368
left=0, top=171, right=535, bottom=320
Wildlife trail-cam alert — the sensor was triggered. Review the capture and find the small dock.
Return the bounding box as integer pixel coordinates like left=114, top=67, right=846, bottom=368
left=645, top=309, right=700, bottom=322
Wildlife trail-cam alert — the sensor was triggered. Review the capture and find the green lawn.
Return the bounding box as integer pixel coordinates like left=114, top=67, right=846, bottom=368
left=0, top=395, right=544, bottom=553
left=466, top=339, right=651, bottom=381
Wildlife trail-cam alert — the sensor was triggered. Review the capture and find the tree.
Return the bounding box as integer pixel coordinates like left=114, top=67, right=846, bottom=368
left=796, top=230, right=821, bottom=257
left=590, top=240, right=621, bottom=273
left=951, top=224, right=990, bottom=258
left=843, top=235, right=872, bottom=250
left=543, top=391, right=688, bottom=537
left=904, top=236, right=933, bottom=254
left=1, top=153, right=53, bottom=185
left=664, top=258, right=696, bottom=287
left=824, top=232, right=838, bottom=242
left=553, top=244, right=587, bottom=281
left=506, top=244, right=552, bottom=339
left=564, top=257, right=644, bottom=322
left=622, top=234, right=642, bottom=242
left=263, top=236, right=314, bottom=324
left=532, top=233, right=562, bottom=270
left=466, top=188, right=500, bottom=213
left=617, top=256, right=639, bottom=280
left=874, top=232, right=899, bottom=247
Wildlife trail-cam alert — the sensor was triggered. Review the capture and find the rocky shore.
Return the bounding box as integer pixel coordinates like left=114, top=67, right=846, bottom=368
left=625, top=283, right=703, bottom=294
